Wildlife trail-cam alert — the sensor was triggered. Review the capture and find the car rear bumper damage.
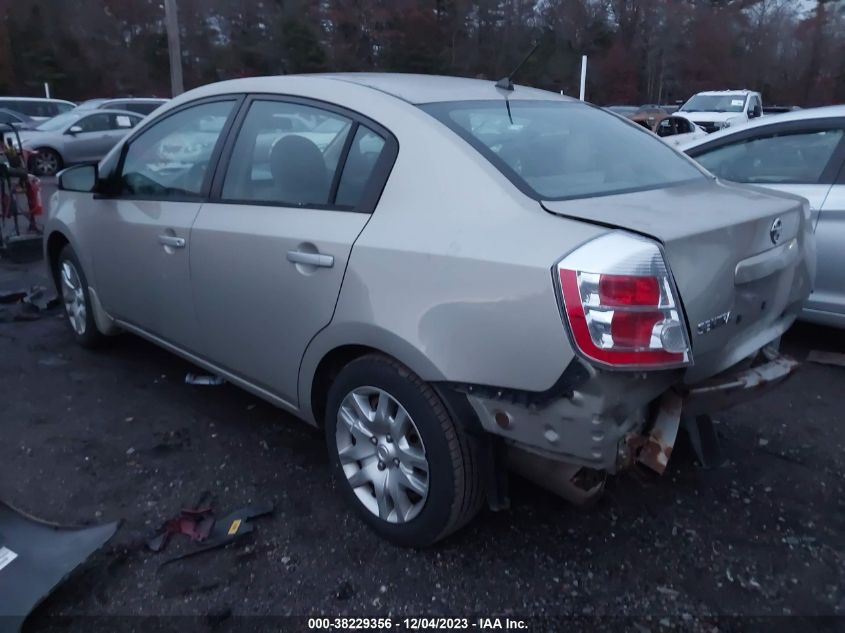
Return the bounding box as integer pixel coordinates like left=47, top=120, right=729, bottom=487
left=462, top=348, right=799, bottom=503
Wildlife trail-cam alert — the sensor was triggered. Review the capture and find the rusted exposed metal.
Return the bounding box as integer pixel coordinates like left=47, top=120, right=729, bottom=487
left=682, top=352, right=799, bottom=415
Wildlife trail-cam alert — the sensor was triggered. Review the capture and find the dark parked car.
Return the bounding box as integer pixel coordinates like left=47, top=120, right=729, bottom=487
left=0, top=108, right=37, bottom=130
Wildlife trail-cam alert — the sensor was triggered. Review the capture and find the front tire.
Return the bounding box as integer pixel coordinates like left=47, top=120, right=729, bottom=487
left=56, top=245, right=104, bottom=348
left=31, top=147, right=62, bottom=177
left=325, top=354, right=484, bottom=547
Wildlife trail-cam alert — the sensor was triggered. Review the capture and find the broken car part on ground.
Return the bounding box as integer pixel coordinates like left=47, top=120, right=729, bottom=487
left=0, top=500, right=117, bottom=633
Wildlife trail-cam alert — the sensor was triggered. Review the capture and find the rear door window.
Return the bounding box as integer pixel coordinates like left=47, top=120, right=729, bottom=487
left=221, top=100, right=353, bottom=207
left=110, top=113, right=140, bottom=130
left=77, top=113, right=112, bottom=133
left=694, top=129, right=845, bottom=184
left=335, top=127, right=386, bottom=208
left=421, top=100, right=704, bottom=200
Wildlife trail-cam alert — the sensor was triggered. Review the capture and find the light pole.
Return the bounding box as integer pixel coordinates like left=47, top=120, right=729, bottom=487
left=164, top=0, right=184, bottom=96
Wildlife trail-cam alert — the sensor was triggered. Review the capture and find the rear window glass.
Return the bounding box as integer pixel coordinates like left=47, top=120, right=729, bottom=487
left=109, top=101, right=163, bottom=115
left=6, top=100, right=72, bottom=117
left=420, top=100, right=704, bottom=200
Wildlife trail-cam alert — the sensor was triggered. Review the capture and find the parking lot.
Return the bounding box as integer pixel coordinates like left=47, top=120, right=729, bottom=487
left=1, top=209, right=843, bottom=628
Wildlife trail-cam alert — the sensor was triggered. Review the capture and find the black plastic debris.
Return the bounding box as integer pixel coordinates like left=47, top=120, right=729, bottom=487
left=149, top=499, right=273, bottom=567
left=162, top=502, right=274, bottom=565
left=0, top=500, right=118, bottom=633
left=147, top=495, right=215, bottom=553
left=184, top=373, right=226, bottom=386
left=0, top=290, right=26, bottom=304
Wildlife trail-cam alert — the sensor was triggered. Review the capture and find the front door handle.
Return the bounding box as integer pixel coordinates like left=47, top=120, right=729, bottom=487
left=286, top=250, right=334, bottom=268
left=158, top=235, right=186, bottom=249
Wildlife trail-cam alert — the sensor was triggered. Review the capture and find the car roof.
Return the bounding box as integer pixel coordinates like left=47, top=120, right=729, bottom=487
left=693, top=90, right=757, bottom=95
left=65, top=108, right=143, bottom=119
left=103, top=98, right=167, bottom=103
left=680, top=104, right=845, bottom=150
left=183, top=73, right=573, bottom=106
left=316, top=73, right=572, bottom=104
left=0, top=96, right=75, bottom=105
left=82, top=108, right=144, bottom=116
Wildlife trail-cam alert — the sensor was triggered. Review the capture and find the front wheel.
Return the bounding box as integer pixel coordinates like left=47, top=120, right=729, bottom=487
left=30, top=148, right=63, bottom=177
left=325, top=354, right=484, bottom=547
left=57, top=245, right=105, bottom=348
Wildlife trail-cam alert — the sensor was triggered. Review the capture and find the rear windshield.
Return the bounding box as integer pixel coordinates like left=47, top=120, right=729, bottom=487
left=420, top=100, right=704, bottom=200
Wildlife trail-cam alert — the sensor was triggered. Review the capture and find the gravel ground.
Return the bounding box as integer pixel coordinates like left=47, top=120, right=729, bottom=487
left=1, top=248, right=843, bottom=631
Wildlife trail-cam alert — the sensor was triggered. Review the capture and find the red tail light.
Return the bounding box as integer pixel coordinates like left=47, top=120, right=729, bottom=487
left=555, top=232, right=691, bottom=369
left=598, top=274, right=660, bottom=306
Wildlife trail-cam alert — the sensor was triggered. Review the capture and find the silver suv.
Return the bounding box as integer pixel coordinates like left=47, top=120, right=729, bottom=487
left=45, top=74, right=815, bottom=546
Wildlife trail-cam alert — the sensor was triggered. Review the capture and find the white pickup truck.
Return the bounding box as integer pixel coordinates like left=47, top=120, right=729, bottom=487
left=675, top=89, right=763, bottom=133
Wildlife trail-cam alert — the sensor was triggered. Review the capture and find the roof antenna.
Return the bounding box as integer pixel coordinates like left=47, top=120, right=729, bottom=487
left=495, top=41, right=541, bottom=91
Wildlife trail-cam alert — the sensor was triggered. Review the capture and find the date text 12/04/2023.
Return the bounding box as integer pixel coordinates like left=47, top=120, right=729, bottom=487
left=307, top=617, right=528, bottom=630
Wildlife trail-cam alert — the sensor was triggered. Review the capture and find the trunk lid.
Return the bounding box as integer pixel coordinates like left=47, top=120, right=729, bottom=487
left=543, top=179, right=815, bottom=382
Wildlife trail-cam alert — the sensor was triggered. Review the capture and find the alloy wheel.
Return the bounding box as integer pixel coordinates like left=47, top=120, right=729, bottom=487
left=335, top=386, right=430, bottom=523
left=34, top=152, right=58, bottom=176
left=60, top=260, right=86, bottom=335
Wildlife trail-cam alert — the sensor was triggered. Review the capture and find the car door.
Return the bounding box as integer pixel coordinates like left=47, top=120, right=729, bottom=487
left=689, top=119, right=845, bottom=321
left=89, top=98, right=240, bottom=352
left=189, top=96, right=397, bottom=406
left=64, top=113, right=117, bottom=162
left=102, top=112, right=142, bottom=153
left=810, top=160, right=845, bottom=321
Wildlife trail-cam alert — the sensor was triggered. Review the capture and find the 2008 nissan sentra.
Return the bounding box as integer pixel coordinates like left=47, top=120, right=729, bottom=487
left=44, top=74, right=815, bottom=546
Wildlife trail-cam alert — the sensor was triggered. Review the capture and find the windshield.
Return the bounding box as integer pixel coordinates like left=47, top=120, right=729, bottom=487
left=36, top=112, right=81, bottom=131
left=421, top=100, right=704, bottom=200
left=680, top=94, right=747, bottom=113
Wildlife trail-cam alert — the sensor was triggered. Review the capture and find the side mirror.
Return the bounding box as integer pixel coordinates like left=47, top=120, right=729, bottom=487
left=67, top=125, right=83, bottom=135
left=58, top=163, right=98, bottom=193
left=749, top=105, right=762, bottom=119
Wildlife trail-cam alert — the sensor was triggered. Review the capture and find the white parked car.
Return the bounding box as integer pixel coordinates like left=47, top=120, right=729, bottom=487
left=0, top=97, right=75, bottom=121
left=675, top=90, right=763, bottom=133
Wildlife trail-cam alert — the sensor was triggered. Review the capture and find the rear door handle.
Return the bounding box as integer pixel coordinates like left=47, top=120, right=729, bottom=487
left=286, top=250, right=334, bottom=268
left=158, top=235, right=186, bottom=249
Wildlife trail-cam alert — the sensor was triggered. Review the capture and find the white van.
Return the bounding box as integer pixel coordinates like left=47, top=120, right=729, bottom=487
left=0, top=97, right=76, bottom=121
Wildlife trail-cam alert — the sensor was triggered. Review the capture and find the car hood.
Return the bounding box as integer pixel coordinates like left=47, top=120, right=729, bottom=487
left=676, top=111, right=746, bottom=125
left=15, top=130, right=49, bottom=144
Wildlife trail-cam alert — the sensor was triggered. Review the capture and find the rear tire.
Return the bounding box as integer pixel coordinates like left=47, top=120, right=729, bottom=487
left=56, top=245, right=105, bottom=348
left=324, top=354, right=484, bottom=547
